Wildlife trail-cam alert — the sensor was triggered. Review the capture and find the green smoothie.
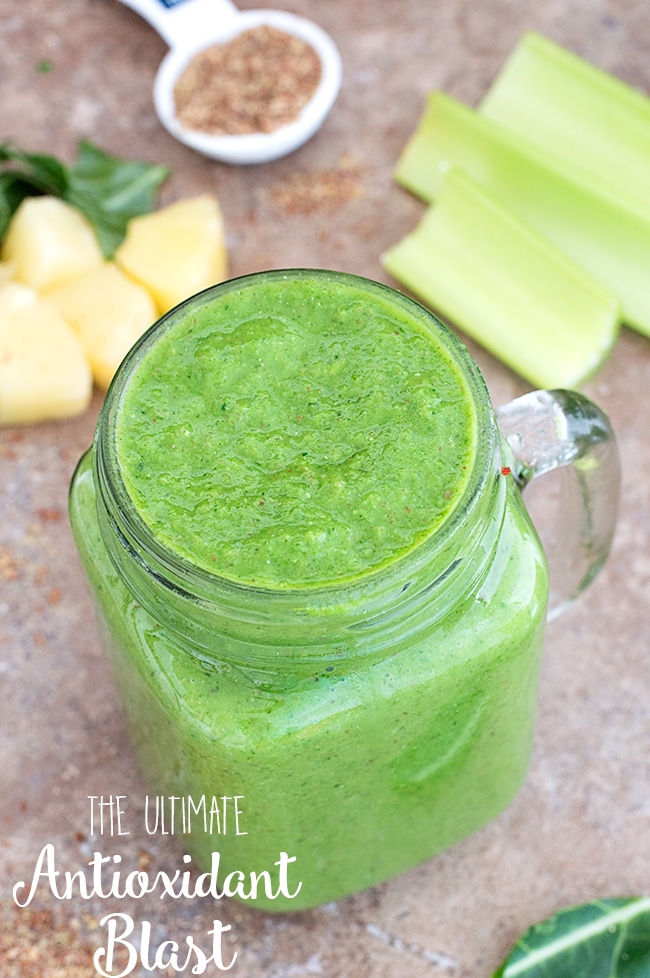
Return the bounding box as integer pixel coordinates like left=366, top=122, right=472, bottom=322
left=114, top=273, right=476, bottom=587
left=70, top=270, right=548, bottom=910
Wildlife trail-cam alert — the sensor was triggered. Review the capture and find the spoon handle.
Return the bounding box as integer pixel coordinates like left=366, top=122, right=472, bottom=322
left=117, top=0, right=240, bottom=49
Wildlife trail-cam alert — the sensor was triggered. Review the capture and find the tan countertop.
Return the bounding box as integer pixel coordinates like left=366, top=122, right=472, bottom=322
left=1, top=1, right=649, bottom=975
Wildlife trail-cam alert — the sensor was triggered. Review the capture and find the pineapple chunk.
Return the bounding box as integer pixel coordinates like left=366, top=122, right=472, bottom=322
left=1, top=196, right=103, bottom=291
left=44, top=262, right=157, bottom=390
left=115, top=194, right=228, bottom=315
left=0, top=261, right=15, bottom=287
left=0, top=282, right=92, bottom=424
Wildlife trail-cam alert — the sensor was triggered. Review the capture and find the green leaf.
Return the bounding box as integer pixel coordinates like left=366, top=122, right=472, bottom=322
left=0, top=139, right=170, bottom=258
left=493, top=897, right=650, bottom=978
left=0, top=142, right=68, bottom=196
left=66, top=140, right=170, bottom=258
left=0, top=173, right=38, bottom=240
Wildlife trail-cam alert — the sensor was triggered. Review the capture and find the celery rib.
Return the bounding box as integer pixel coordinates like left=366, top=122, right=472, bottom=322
left=480, top=32, right=650, bottom=213
left=382, top=169, right=619, bottom=389
left=394, top=92, right=650, bottom=336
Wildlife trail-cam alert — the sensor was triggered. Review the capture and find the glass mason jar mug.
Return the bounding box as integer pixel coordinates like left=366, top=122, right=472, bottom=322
left=69, top=269, right=619, bottom=911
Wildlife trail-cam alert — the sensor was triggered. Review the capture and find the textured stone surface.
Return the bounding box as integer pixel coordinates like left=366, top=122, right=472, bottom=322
left=1, top=0, right=649, bottom=974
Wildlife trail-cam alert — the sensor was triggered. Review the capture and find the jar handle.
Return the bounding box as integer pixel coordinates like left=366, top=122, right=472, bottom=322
left=496, top=389, right=620, bottom=620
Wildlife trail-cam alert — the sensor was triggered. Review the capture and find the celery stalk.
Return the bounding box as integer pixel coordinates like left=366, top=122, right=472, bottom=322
left=394, top=91, right=650, bottom=336
left=382, top=169, right=620, bottom=389
left=480, top=32, right=650, bottom=212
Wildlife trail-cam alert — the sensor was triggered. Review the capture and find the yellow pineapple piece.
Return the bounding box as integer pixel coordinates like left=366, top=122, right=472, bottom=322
left=0, top=260, right=15, bottom=287
left=0, top=282, right=92, bottom=424
left=1, top=196, right=103, bottom=291
left=115, top=194, right=228, bottom=315
left=44, top=262, right=157, bottom=390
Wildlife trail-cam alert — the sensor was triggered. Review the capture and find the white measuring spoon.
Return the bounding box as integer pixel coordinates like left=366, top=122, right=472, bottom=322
left=118, top=0, right=342, bottom=164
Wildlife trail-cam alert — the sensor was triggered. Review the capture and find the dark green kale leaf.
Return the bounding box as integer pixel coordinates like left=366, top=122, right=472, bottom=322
left=493, top=897, right=650, bottom=978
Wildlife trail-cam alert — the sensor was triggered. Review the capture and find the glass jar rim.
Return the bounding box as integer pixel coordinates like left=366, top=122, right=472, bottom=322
left=95, top=268, right=499, bottom=611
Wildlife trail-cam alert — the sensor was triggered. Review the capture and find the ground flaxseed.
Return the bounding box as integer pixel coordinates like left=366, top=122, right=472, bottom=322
left=173, top=25, right=322, bottom=136
left=267, top=155, right=366, bottom=214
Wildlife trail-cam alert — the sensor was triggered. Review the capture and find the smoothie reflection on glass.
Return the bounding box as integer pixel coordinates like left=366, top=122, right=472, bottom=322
left=69, top=269, right=619, bottom=911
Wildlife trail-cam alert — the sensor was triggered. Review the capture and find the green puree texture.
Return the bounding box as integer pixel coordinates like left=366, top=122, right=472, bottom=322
left=115, top=275, right=476, bottom=588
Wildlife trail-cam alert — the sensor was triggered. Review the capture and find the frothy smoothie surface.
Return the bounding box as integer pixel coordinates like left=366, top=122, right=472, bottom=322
left=114, top=273, right=477, bottom=587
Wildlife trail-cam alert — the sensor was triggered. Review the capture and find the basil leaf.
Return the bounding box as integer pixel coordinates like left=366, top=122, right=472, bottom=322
left=0, top=139, right=169, bottom=258
left=66, top=140, right=169, bottom=258
left=493, top=897, right=650, bottom=978
left=0, top=143, right=70, bottom=240
left=0, top=172, right=39, bottom=240
left=0, top=142, right=68, bottom=196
